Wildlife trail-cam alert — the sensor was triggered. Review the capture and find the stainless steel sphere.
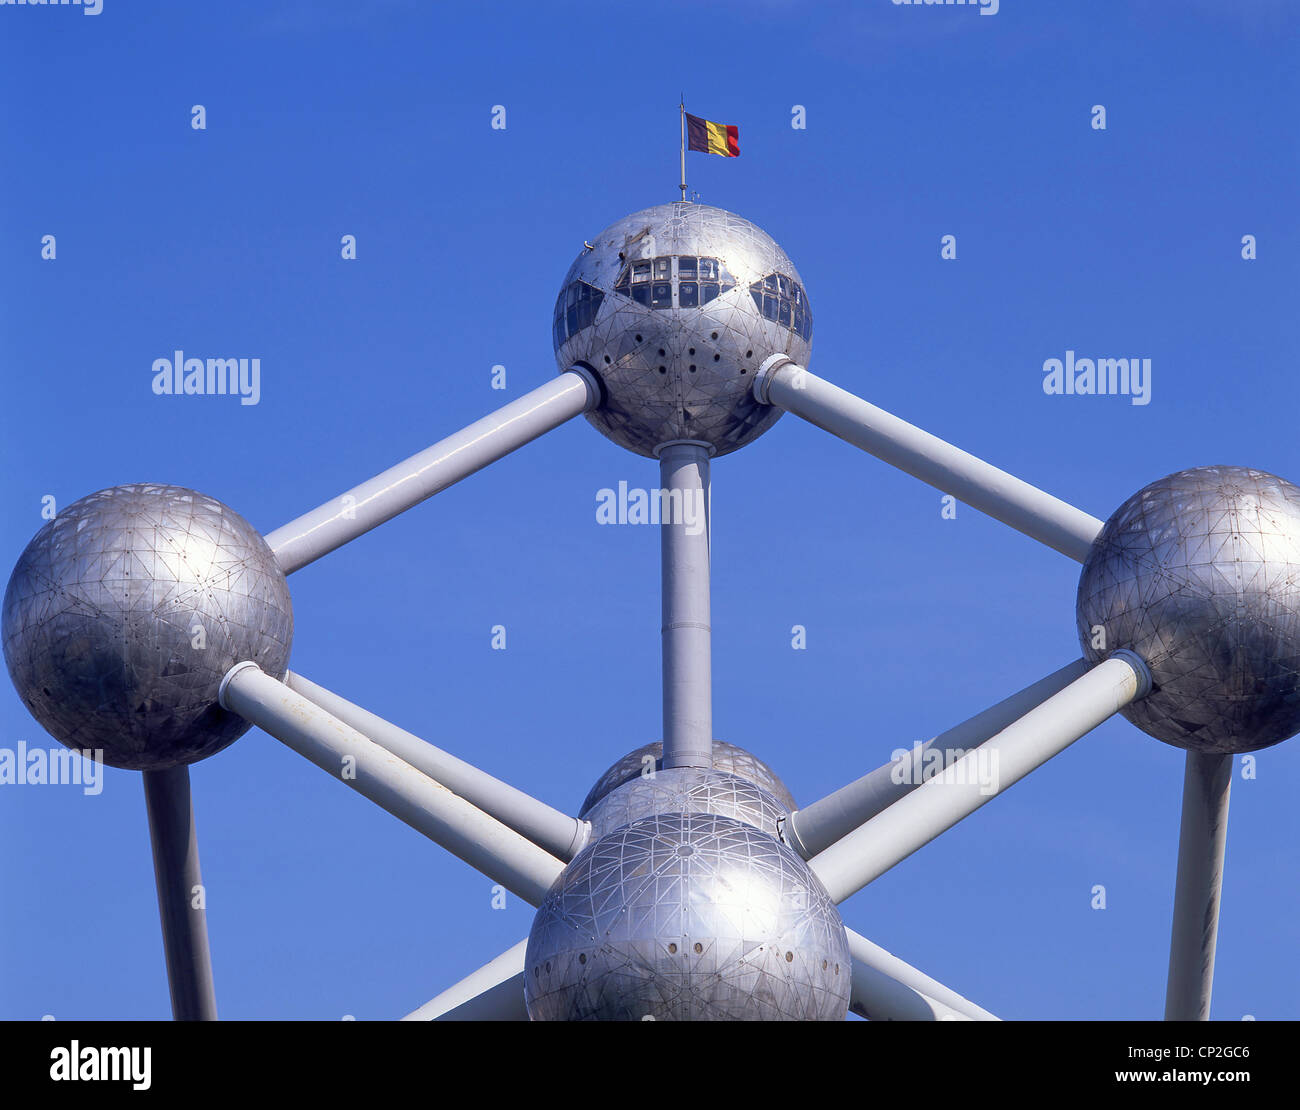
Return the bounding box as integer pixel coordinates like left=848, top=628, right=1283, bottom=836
left=1077, top=466, right=1300, bottom=753
left=525, top=813, right=850, bottom=1021
left=553, top=201, right=813, bottom=457
left=580, top=739, right=796, bottom=816
left=583, top=767, right=789, bottom=841
left=3, top=484, right=294, bottom=770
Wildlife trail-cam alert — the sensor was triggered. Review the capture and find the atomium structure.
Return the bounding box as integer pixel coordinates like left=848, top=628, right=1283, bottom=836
left=7, top=200, right=1300, bottom=1021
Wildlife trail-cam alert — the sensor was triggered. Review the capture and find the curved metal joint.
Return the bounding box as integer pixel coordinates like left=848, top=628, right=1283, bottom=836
left=218, top=660, right=263, bottom=710
left=777, top=811, right=812, bottom=859
left=1108, top=648, right=1153, bottom=700
left=752, top=353, right=796, bottom=405
left=653, top=437, right=717, bottom=459
left=563, top=364, right=604, bottom=413
left=566, top=819, right=593, bottom=860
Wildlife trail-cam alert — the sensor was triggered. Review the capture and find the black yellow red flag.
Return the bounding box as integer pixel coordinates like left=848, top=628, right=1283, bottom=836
left=685, top=113, right=739, bottom=158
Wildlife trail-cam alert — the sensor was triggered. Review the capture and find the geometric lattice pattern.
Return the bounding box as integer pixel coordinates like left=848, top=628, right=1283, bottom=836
left=579, top=739, right=797, bottom=817
left=554, top=202, right=814, bottom=458
left=524, top=813, right=850, bottom=1021
left=583, top=767, right=790, bottom=841
left=2, top=484, right=293, bottom=769
left=1076, top=465, right=1300, bottom=753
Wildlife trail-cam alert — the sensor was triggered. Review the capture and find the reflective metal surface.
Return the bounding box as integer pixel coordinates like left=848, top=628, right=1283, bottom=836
left=583, top=767, right=789, bottom=841
left=553, top=202, right=813, bottom=457
left=1076, top=466, right=1300, bottom=753
left=524, top=813, right=850, bottom=1021
left=579, top=739, right=796, bottom=817
left=3, top=484, right=294, bottom=769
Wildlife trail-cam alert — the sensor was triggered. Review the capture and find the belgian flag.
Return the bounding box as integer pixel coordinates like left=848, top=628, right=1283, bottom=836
left=686, top=113, right=739, bottom=158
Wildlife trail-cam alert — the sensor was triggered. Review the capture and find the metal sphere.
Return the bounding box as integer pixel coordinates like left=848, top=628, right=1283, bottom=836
left=2, top=484, right=294, bottom=770
left=552, top=201, right=813, bottom=458
left=525, top=813, right=850, bottom=1021
left=579, top=739, right=796, bottom=817
left=583, top=767, right=789, bottom=841
left=1076, top=466, right=1300, bottom=753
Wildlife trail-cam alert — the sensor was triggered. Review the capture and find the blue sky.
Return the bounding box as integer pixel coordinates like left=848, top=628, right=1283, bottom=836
left=1, top=0, right=1297, bottom=1020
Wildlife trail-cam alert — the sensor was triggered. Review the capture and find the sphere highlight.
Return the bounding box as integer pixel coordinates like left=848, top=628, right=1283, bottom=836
left=525, top=813, right=850, bottom=1021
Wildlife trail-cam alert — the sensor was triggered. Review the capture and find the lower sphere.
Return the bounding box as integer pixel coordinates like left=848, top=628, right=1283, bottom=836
left=525, top=813, right=851, bottom=1021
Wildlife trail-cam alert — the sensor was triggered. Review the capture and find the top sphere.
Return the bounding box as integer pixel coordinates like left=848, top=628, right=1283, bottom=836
left=2, top=484, right=294, bottom=770
left=552, top=201, right=813, bottom=457
left=1076, top=466, right=1300, bottom=753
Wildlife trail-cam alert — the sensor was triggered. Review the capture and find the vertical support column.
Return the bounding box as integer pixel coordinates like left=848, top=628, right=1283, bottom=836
left=1164, top=750, right=1233, bottom=1021
left=658, top=440, right=713, bottom=769
left=142, top=764, right=218, bottom=1021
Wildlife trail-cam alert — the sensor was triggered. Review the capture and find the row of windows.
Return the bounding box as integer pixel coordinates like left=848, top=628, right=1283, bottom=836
left=554, top=265, right=813, bottom=346
left=620, top=279, right=726, bottom=309
left=617, top=255, right=724, bottom=285
left=553, top=280, right=605, bottom=347
left=749, top=273, right=813, bottom=341
left=612, top=256, right=734, bottom=311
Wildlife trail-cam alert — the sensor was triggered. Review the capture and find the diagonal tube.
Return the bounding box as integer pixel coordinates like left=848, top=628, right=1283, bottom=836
left=266, top=369, right=600, bottom=574
left=785, top=659, right=1090, bottom=858
left=849, top=960, right=969, bottom=1022
left=808, top=652, right=1151, bottom=905
left=403, top=939, right=529, bottom=1021
left=286, top=671, right=588, bottom=860
left=1164, top=751, right=1232, bottom=1021
left=754, top=358, right=1103, bottom=561
left=143, top=765, right=218, bottom=1021
left=219, top=663, right=565, bottom=906
left=844, top=926, right=998, bottom=1021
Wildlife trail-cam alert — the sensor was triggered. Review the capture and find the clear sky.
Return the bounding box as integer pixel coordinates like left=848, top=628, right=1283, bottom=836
left=1, top=0, right=1297, bottom=1021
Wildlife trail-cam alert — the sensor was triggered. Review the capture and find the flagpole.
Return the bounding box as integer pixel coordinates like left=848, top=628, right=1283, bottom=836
left=680, top=96, right=687, bottom=201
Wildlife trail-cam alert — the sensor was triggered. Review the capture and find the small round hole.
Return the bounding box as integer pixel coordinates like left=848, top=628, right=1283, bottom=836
left=658, top=366, right=667, bottom=374
left=635, top=334, right=643, bottom=343
left=694, top=942, right=703, bottom=954
left=710, top=331, right=718, bottom=340
left=713, top=354, right=720, bottom=362
left=688, top=347, right=696, bottom=355
left=578, top=953, right=587, bottom=965
left=604, top=355, right=611, bottom=364
left=658, top=348, right=666, bottom=357
left=740, top=368, right=747, bottom=374
left=668, top=943, right=677, bottom=954
left=746, top=349, right=753, bottom=358
left=785, top=951, right=794, bottom=963
left=822, top=960, right=828, bottom=970
left=688, top=365, right=696, bottom=372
